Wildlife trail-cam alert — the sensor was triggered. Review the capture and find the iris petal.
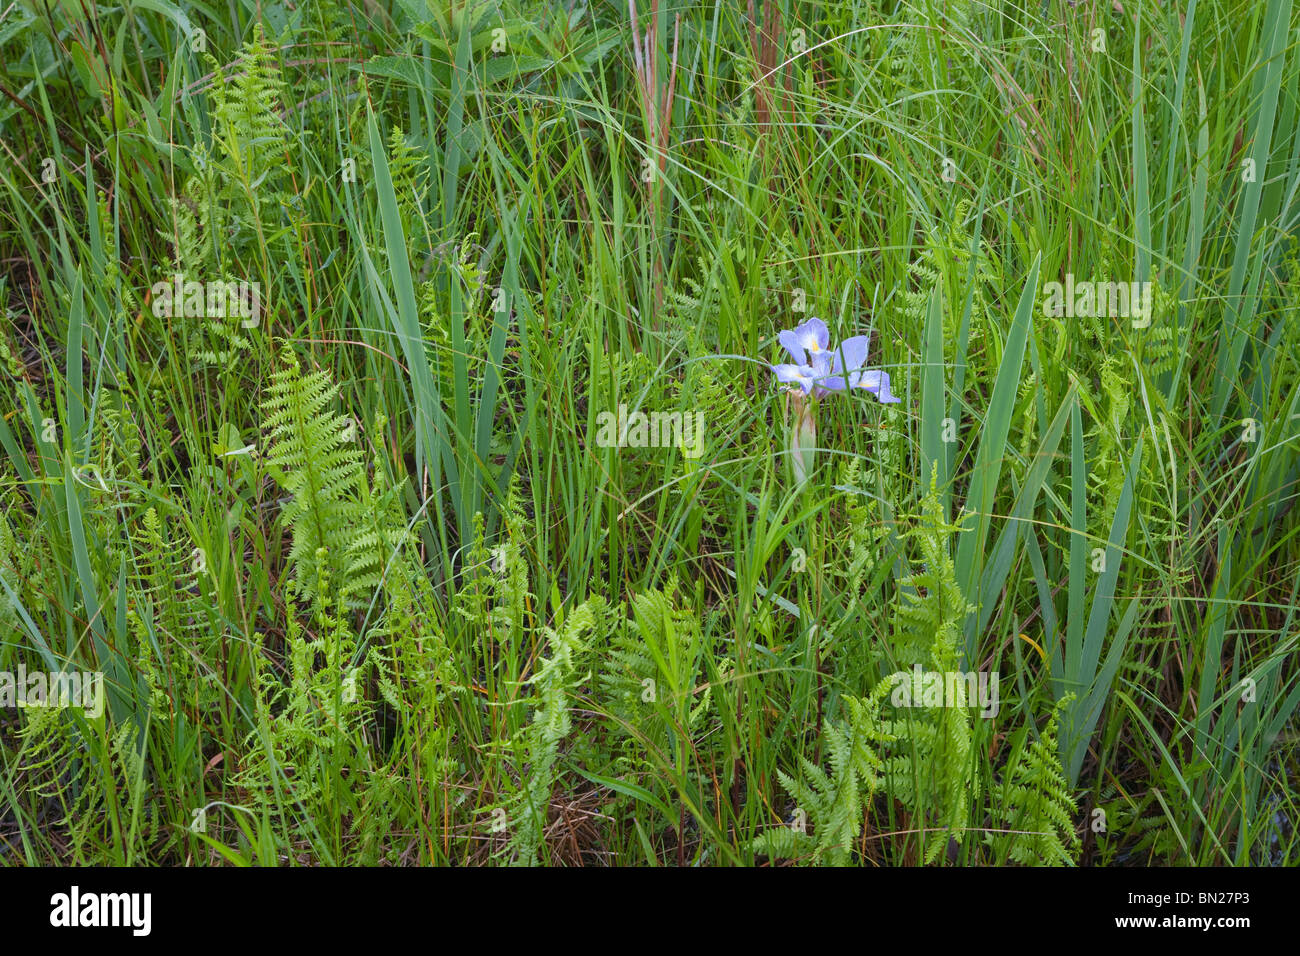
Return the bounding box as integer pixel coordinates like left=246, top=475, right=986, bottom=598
left=857, top=369, right=901, bottom=403
left=771, top=363, right=816, bottom=394
left=790, top=317, right=829, bottom=355
left=832, top=335, right=871, bottom=386
left=811, top=351, right=846, bottom=392
left=778, top=329, right=806, bottom=365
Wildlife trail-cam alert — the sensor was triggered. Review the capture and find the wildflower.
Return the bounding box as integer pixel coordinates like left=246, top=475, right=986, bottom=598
left=769, top=316, right=899, bottom=488
left=770, top=317, right=899, bottom=402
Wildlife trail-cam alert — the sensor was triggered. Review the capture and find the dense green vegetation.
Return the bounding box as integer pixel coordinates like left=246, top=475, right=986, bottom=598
left=1, top=0, right=1297, bottom=866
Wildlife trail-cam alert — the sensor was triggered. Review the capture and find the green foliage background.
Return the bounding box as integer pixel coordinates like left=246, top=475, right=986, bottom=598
left=0, top=0, right=1297, bottom=865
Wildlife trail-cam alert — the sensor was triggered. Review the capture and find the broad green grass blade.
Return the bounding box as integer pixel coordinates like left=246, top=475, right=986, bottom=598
left=957, top=252, right=1040, bottom=663
left=365, top=108, right=454, bottom=563
left=920, top=285, right=946, bottom=508
left=1210, top=0, right=1293, bottom=421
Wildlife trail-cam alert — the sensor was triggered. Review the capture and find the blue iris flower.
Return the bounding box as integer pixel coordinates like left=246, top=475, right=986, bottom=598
left=770, top=317, right=900, bottom=402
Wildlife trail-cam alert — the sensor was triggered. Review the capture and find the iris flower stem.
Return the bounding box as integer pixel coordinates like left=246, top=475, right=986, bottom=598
left=786, top=388, right=817, bottom=490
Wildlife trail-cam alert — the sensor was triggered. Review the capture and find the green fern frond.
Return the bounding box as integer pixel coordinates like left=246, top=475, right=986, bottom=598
left=599, top=574, right=712, bottom=808
left=261, top=351, right=365, bottom=611
left=500, top=594, right=605, bottom=866
left=1000, top=697, right=1082, bottom=866
left=209, top=23, right=288, bottom=190
left=877, top=475, right=981, bottom=863
left=893, top=477, right=974, bottom=669
left=754, top=685, right=892, bottom=865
